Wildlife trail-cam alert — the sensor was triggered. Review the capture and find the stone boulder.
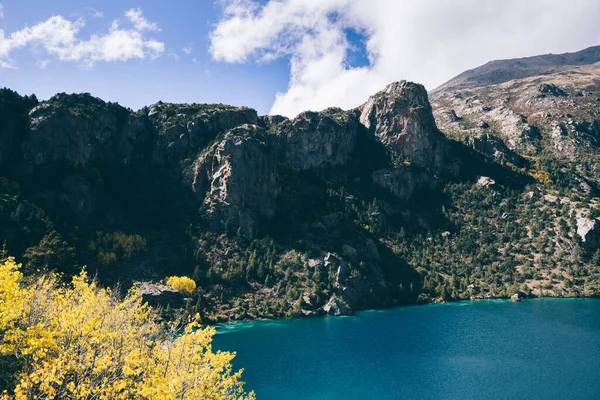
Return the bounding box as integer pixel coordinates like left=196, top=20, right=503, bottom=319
left=477, top=176, right=496, bottom=187
left=323, top=295, right=351, bottom=316
left=577, top=217, right=600, bottom=250
left=511, top=292, right=524, bottom=302
left=539, top=83, right=568, bottom=97
left=137, top=281, right=184, bottom=308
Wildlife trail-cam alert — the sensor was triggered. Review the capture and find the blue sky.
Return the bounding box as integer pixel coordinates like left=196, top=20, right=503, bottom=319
left=0, top=0, right=291, bottom=113
left=2, top=1, right=600, bottom=116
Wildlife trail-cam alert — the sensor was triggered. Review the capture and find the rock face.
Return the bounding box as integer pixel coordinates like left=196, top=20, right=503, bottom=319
left=511, top=293, right=523, bottom=302
left=23, top=93, right=150, bottom=166
left=323, top=295, right=351, bottom=316
left=7, top=80, right=457, bottom=240
left=477, top=176, right=496, bottom=187
left=464, top=132, right=527, bottom=167
left=577, top=217, right=600, bottom=250
left=137, top=281, right=184, bottom=308
left=539, top=83, right=568, bottom=97
left=274, top=108, right=359, bottom=171
left=358, top=81, right=458, bottom=176
left=0, top=79, right=466, bottom=319
left=147, top=102, right=258, bottom=162
left=430, top=49, right=600, bottom=192
left=184, top=124, right=278, bottom=234
left=0, top=90, right=37, bottom=169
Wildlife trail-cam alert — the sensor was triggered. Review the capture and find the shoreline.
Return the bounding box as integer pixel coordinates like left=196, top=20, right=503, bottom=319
left=213, top=295, right=600, bottom=333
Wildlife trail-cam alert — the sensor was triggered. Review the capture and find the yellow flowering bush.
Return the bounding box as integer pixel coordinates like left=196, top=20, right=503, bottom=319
left=166, top=275, right=197, bottom=294
left=0, top=257, right=254, bottom=400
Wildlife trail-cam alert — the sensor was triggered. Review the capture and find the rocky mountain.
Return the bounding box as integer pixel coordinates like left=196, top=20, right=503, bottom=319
left=433, top=45, right=600, bottom=92
left=431, top=46, right=600, bottom=193
left=1, top=65, right=600, bottom=322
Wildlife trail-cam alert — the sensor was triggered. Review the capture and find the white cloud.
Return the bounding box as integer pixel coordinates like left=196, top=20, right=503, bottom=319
left=86, top=7, right=104, bottom=18
left=0, top=7, right=164, bottom=68
left=125, top=7, right=159, bottom=32
left=210, top=0, right=600, bottom=117
left=37, top=59, right=50, bottom=69
left=0, top=59, right=14, bottom=69
left=0, top=4, right=4, bottom=19
left=182, top=43, right=193, bottom=55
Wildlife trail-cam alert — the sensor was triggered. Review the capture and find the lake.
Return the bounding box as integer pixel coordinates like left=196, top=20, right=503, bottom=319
left=214, top=299, right=600, bottom=400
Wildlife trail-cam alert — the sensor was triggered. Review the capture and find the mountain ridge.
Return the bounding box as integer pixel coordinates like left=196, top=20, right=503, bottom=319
left=433, top=45, right=600, bottom=92
left=1, top=65, right=600, bottom=322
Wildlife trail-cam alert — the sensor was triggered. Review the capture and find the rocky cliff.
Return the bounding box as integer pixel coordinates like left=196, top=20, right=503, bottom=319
left=1, top=62, right=600, bottom=322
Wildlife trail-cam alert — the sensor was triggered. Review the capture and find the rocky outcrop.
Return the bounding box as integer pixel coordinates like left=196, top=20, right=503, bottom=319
left=477, top=176, right=496, bottom=187
left=147, top=102, right=258, bottom=162
left=464, top=132, right=527, bottom=167
left=137, top=281, right=184, bottom=308
left=358, top=81, right=458, bottom=176
left=23, top=93, right=151, bottom=166
left=184, top=124, right=278, bottom=234
left=577, top=217, right=600, bottom=250
left=511, top=292, right=524, bottom=302
left=0, top=89, right=37, bottom=170
left=539, top=83, right=568, bottom=97
left=431, top=49, right=600, bottom=192
left=323, top=295, right=351, bottom=316
left=274, top=108, right=359, bottom=171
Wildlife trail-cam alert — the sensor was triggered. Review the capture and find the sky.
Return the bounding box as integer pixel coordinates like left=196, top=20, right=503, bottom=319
left=1, top=0, right=600, bottom=117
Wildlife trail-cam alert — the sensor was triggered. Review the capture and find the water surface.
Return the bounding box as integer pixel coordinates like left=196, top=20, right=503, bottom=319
left=214, top=299, right=600, bottom=400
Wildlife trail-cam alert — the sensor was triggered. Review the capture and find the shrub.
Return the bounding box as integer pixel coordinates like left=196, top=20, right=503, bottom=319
left=0, top=257, right=253, bottom=399
left=167, top=275, right=197, bottom=294
left=88, top=231, right=147, bottom=268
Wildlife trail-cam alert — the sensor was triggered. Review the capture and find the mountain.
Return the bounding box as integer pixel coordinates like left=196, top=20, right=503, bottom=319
left=433, top=45, right=600, bottom=92
left=431, top=46, right=600, bottom=192
left=1, top=71, right=599, bottom=322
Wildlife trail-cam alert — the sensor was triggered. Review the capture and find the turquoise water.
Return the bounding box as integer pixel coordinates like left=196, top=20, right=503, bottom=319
left=214, top=299, right=600, bottom=400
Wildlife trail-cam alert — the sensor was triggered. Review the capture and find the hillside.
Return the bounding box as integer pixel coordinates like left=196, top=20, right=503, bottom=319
left=433, top=45, right=600, bottom=92
left=1, top=75, right=599, bottom=323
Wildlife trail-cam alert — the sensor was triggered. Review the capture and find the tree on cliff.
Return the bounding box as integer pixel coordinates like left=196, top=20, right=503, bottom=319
left=0, top=257, right=254, bottom=400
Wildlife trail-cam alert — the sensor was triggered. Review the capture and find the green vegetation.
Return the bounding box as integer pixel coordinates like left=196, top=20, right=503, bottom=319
left=88, top=231, right=147, bottom=269
left=0, top=86, right=599, bottom=325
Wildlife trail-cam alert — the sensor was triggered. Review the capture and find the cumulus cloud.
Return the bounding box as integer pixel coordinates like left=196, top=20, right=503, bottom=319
left=125, top=7, right=160, bottom=32
left=0, top=7, right=164, bottom=68
left=210, top=0, right=600, bottom=117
